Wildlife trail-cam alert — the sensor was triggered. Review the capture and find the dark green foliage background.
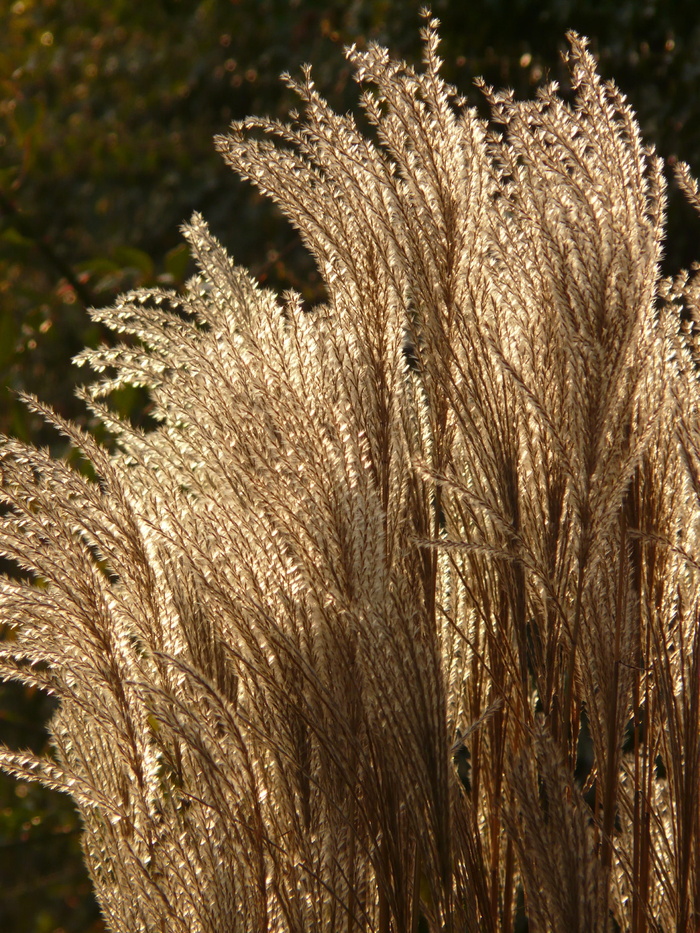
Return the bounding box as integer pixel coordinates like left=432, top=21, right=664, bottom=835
left=1, top=1, right=699, bottom=930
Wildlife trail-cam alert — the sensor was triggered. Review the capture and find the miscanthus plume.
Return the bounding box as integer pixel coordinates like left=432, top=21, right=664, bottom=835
left=2, top=16, right=700, bottom=933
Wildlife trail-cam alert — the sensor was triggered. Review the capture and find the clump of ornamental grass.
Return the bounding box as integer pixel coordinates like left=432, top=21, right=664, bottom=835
left=1, top=14, right=700, bottom=933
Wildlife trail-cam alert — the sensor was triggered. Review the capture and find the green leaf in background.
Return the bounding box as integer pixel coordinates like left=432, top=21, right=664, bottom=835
left=163, top=241, right=190, bottom=286
left=112, top=245, right=154, bottom=282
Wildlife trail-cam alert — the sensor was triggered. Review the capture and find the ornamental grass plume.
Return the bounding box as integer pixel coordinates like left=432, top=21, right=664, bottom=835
left=2, top=13, right=700, bottom=932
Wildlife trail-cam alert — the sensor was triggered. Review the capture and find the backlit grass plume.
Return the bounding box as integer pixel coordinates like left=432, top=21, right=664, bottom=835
left=2, top=15, right=700, bottom=932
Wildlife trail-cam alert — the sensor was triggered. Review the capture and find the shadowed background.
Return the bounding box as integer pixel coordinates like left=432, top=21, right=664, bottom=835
left=1, top=1, right=699, bottom=929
